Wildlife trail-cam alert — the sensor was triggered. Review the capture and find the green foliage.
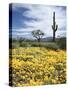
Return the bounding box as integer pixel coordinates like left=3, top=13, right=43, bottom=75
left=19, top=41, right=31, bottom=47
left=56, top=37, right=66, bottom=50
left=31, top=42, right=59, bottom=50
left=42, top=43, right=59, bottom=50
left=11, top=37, right=66, bottom=50
left=12, top=42, right=20, bottom=49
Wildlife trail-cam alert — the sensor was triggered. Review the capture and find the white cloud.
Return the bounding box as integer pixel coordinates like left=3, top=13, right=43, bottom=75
left=12, top=4, right=66, bottom=38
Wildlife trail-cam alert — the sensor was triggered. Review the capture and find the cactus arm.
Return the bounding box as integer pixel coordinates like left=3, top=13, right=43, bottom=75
left=55, top=25, right=58, bottom=31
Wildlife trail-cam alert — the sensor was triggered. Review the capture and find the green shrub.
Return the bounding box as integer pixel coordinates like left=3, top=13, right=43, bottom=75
left=20, top=42, right=31, bottom=47
left=56, top=38, right=66, bottom=50
left=30, top=42, right=59, bottom=50
left=42, top=43, right=59, bottom=50
left=12, top=42, right=20, bottom=48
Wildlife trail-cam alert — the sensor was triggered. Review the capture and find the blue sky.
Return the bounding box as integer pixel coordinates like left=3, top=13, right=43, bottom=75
left=9, top=3, right=66, bottom=39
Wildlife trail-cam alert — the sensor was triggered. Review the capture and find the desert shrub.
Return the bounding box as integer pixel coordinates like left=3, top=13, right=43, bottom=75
left=43, top=43, right=59, bottom=50
left=56, top=37, right=66, bottom=50
left=31, top=42, right=59, bottom=50
left=31, top=42, right=40, bottom=47
left=19, top=42, right=31, bottom=47
left=12, top=42, right=20, bottom=48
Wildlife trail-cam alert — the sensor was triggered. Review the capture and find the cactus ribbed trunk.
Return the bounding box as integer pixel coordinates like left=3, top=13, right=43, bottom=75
left=53, top=30, right=55, bottom=42
left=52, top=12, right=58, bottom=42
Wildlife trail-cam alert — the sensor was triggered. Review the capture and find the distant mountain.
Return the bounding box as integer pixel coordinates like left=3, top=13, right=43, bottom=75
left=11, top=36, right=66, bottom=42
left=41, top=37, right=53, bottom=41
left=41, top=36, right=66, bottom=41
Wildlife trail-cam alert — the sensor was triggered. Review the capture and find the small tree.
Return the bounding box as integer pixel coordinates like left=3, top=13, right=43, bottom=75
left=32, top=29, right=44, bottom=42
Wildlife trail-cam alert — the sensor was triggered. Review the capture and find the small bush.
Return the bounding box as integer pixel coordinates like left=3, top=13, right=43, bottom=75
left=56, top=37, right=66, bottom=50
left=42, top=43, right=59, bottom=50
left=20, top=42, right=31, bottom=47
left=12, top=42, right=20, bottom=48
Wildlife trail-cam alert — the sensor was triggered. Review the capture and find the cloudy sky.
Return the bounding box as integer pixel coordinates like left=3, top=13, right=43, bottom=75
left=9, top=3, right=66, bottom=39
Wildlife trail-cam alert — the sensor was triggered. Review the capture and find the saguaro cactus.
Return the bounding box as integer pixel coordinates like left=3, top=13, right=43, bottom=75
left=52, top=12, right=58, bottom=42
